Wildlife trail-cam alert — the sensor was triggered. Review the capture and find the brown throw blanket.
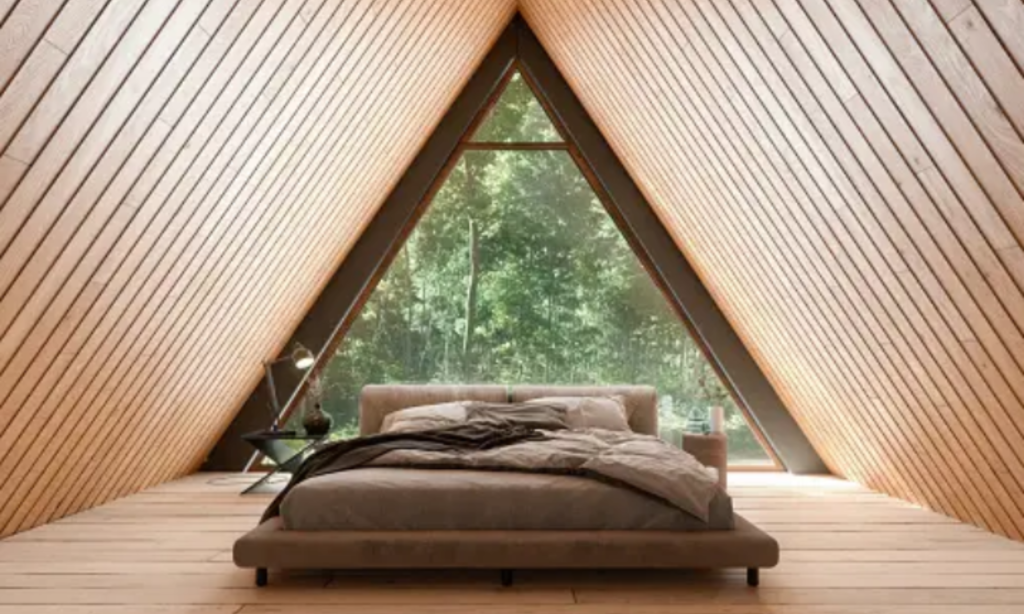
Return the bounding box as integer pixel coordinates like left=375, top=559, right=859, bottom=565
left=261, top=404, right=562, bottom=522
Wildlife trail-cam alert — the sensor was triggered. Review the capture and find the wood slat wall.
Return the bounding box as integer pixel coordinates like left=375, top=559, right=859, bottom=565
left=520, top=0, right=1024, bottom=540
left=0, top=0, right=515, bottom=537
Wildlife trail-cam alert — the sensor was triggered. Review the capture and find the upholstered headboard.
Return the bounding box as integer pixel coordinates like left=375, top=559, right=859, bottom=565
left=360, top=384, right=659, bottom=435
left=358, top=384, right=729, bottom=489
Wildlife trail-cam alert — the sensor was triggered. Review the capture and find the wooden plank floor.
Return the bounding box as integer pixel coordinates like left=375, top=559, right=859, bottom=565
left=1, top=472, right=1023, bottom=614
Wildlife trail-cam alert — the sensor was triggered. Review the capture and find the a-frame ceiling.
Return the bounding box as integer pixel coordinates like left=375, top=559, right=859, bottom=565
left=0, top=0, right=1022, bottom=542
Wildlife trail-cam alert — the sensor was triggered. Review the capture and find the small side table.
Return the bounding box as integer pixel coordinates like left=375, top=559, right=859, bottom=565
left=241, top=430, right=326, bottom=495
left=682, top=432, right=728, bottom=490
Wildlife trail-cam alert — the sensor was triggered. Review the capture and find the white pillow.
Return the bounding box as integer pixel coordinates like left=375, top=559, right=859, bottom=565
left=380, top=401, right=470, bottom=433
left=524, top=396, right=631, bottom=431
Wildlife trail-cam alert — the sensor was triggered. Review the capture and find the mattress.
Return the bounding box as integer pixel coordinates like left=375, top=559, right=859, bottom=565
left=281, top=467, right=734, bottom=531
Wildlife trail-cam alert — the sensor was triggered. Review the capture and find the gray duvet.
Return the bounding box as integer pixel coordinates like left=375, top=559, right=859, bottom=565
left=365, top=428, right=722, bottom=522
left=281, top=426, right=728, bottom=531
left=283, top=467, right=734, bottom=531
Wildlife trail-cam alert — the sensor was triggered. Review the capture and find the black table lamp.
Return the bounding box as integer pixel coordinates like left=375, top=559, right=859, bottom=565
left=263, top=343, right=316, bottom=433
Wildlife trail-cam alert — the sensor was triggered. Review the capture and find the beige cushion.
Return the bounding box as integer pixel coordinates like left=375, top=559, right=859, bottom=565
left=380, top=401, right=471, bottom=433
left=360, top=385, right=507, bottom=435
left=381, top=396, right=631, bottom=434
left=524, top=396, right=630, bottom=431
left=510, top=385, right=658, bottom=435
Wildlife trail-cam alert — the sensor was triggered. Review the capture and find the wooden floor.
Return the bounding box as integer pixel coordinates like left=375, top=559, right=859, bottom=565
left=1, top=472, right=1023, bottom=613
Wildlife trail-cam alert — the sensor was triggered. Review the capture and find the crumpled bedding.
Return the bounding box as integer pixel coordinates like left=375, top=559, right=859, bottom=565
left=264, top=402, right=723, bottom=525
left=369, top=427, right=721, bottom=522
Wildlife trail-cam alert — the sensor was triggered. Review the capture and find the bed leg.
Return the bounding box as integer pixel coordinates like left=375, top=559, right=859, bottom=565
left=255, top=568, right=268, bottom=587
left=746, top=567, right=759, bottom=587
left=500, top=569, right=514, bottom=587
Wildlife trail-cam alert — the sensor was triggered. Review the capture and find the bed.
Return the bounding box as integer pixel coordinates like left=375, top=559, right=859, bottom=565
left=233, top=384, right=779, bottom=587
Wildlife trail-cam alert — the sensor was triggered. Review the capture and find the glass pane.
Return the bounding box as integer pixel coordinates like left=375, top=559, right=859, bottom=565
left=293, top=149, right=773, bottom=465
left=470, top=72, right=562, bottom=142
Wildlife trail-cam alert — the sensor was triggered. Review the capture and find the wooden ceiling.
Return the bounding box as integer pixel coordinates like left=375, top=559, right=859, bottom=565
left=520, top=0, right=1024, bottom=540
left=0, top=0, right=514, bottom=537
left=1, top=0, right=1023, bottom=542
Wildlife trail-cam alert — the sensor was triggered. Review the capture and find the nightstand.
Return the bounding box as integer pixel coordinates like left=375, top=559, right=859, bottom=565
left=241, top=430, right=327, bottom=494
left=682, top=432, right=728, bottom=489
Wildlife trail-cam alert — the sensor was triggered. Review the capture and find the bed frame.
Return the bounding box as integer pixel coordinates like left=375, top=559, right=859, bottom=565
left=233, top=384, right=779, bottom=587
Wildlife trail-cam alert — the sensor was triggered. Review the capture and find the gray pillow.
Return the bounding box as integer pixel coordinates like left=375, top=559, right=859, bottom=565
left=524, top=396, right=631, bottom=431
left=380, top=401, right=470, bottom=433
left=465, top=402, right=570, bottom=431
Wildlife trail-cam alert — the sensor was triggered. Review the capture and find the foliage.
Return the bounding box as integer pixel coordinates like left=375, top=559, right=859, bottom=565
left=287, top=74, right=771, bottom=464
left=471, top=72, right=561, bottom=142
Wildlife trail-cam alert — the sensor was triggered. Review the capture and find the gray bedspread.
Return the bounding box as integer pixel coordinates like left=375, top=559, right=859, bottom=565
left=266, top=402, right=723, bottom=526
left=283, top=468, right=734, bottom=531
left=368, top=428, right=721, bottom=522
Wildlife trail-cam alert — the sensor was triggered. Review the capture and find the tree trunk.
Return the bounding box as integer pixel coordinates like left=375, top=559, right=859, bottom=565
left=462, top=218, right=479, bottom=375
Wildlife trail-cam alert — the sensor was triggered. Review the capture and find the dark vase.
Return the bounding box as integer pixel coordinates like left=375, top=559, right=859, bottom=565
left=302, top=402, right=332, bottom=436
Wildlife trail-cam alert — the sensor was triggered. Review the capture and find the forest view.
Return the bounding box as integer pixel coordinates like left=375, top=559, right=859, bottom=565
left=287, top=73, right=772, bottom=465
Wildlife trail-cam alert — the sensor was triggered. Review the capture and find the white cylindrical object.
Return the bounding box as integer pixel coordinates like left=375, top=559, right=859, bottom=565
left=709, top=405, right=725, bottom=434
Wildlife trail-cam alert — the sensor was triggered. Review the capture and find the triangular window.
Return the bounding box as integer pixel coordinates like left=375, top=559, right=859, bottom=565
left=285, top=71, right=775, bottom=467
